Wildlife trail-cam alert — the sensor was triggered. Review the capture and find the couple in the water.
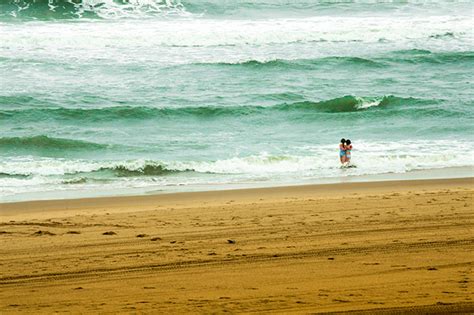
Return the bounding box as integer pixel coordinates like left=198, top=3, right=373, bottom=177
left=339, top=138, right=353, bottom=166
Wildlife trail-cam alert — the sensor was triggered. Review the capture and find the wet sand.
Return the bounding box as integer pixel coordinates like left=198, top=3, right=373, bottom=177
left=0, top=178, right=473, bottom=314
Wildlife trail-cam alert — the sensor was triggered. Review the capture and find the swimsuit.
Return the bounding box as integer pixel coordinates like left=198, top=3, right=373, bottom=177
left=346, top=146, right=352, bottom=158
left=339, top=146, right=346, bottom=157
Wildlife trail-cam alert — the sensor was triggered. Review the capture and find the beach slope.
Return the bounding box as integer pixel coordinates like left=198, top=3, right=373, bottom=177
left=1, top=178, right=473, bottom=314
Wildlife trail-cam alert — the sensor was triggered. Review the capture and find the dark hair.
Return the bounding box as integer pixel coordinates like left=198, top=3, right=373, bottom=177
left=340, top=138, right=345, bottom=143
left=346, top=139, right=351, bottom=145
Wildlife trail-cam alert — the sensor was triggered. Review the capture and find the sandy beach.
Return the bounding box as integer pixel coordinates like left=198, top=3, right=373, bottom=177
left=0, top=177, right=473, bottom=314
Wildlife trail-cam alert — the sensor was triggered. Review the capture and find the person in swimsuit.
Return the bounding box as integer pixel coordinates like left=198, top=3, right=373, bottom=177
left=345, top=139, right=352, bottom=165
left=339, top=138, right=346, bottom=164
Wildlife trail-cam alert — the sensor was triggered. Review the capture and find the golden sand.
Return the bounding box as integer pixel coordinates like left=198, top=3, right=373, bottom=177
left=1, top=178, right=473, bottom=314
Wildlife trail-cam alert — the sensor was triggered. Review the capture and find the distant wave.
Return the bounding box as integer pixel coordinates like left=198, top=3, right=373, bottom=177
left=0, top=172, right=29, bottom=179
left=0, top=95, right=39, bottom=106
left=280, top=95, right=401, bottom=113
left=387, top=50, right=474, bottom=64
left=0, top=95, right=443, bottom=124
left=429, top=32, right=456, bottom=39
left=0, top=135, right=108, bottom=152
left=208, top=51, right=474, bottom=68
left=6, top=51, right=471, bottom=73
left=1, top=0, right=467, bottom=20
left=214, top=56, right=385, bottom=69
left=0, top=0, right=188, bottom=20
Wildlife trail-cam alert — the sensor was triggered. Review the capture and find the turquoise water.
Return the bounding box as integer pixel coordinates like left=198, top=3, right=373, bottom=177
left=0, top=0, right=473, bottom=200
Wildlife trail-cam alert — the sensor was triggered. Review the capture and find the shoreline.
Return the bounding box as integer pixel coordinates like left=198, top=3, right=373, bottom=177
left=1, top=177, right=472, bottom=218
left=2, top=165, right=472, bottom=204
left=1, top=177, right=473, bottom=313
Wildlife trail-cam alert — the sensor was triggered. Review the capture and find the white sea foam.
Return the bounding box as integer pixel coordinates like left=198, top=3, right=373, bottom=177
left=0, top=13, right=471, bottom=66
left=1, top=140, right=470, bottom=176
left=6, top=0, right=472, bottom=20
left=354, top=97, right=383, bottom=110
left=1, top=140, right=472, bottom=199
left=7, top=0, right=190, bottom=19
left=76, top=0, right=191, bottom=19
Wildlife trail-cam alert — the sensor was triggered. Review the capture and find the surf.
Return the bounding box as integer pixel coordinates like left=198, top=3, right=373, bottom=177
left=1, top=0, right=188, bottom=19
left=0, top=140, right=471, bottom=200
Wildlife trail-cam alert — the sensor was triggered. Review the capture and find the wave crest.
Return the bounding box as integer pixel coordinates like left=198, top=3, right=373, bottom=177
left=0, top=95, right=435, bottom=123
left=1, top=0, right=188, bottom=19
left=217, top=56, right=385, bottom=69
left=275, top=95, right=431, bottom=113
left=211, top=51, right=473, bottom=69
left=0, top=135, right=108, bottom=152
left=282, top=96, right=382, bottom=113
left=99, top=163, right=179, bottom=177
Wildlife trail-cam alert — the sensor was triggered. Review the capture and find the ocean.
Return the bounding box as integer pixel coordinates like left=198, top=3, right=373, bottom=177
left=0, top=0, right=473, bottom=201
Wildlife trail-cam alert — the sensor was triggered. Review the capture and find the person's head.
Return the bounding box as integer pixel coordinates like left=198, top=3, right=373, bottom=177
left=346, top=139, right=351, bottom=145
left=340, top=138, right=346, bottom=144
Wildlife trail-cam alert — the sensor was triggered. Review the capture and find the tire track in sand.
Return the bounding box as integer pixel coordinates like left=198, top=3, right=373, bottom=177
left=1, top=238, right=473, bottom=286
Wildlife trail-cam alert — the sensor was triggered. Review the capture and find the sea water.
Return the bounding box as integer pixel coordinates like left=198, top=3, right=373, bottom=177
left=0, top=0, right=473, bottom=201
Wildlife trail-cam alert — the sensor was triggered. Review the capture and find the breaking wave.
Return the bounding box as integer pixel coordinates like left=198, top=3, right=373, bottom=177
left=97, top=163, right=180, bottom=177
left=0, top=0, right=189, bottom=19
left=0, top=95, right=442, bottom=124
left=2, top=0, right=470, bottom=20
left=212, top=51, right=474, bottom=68
left=0, top=141, right=470, bottom=180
